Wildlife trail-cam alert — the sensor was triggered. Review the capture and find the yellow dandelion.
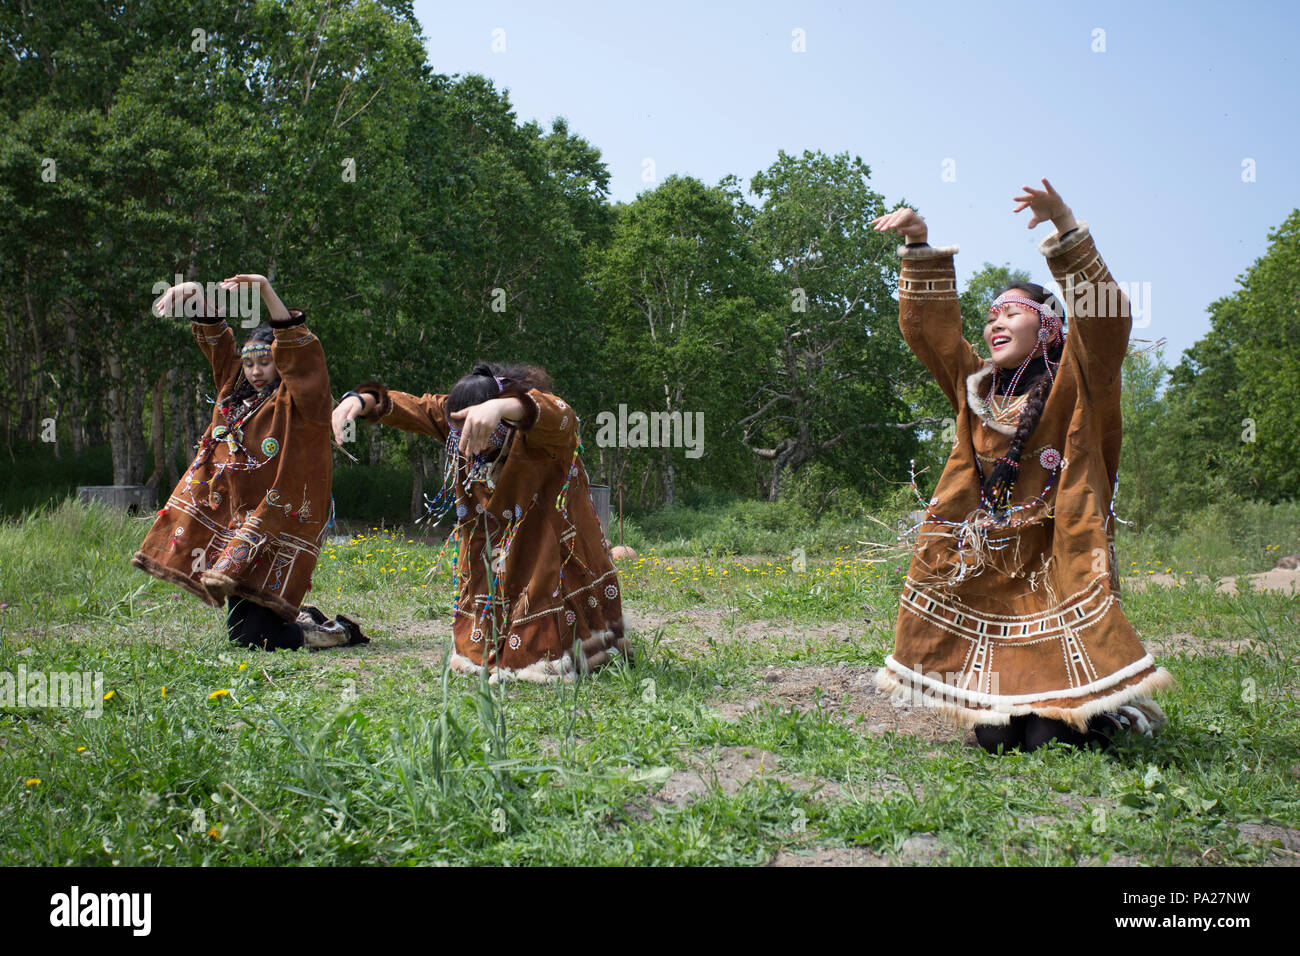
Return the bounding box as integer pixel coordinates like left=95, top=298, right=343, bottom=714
left=208, top=689, right=230, bottom=701
left=207, top=826, right=221, bottom=839
left=25, top=778, right=40, bottom=786
left=160, top=686, right=166, bottom=698
left=76, top=746, right=86, bottom=753
left=103, top=690, right=114, bottom=701
left=238, top=663, right=247, bottom=671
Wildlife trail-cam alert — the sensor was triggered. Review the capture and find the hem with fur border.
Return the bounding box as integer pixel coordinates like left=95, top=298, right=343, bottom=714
left=133, top=552, right=303, bottom=621
left=874, top=663, right=1172, bottom=732
left=450, top=614, right=631, bottom=684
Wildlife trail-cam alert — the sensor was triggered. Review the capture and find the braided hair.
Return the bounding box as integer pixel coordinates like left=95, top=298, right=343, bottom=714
left=222, top=327, right=280, bottom=411
left=981, top=283, right=1066, bottom=509
left=446, top=361, right=552, bottom=415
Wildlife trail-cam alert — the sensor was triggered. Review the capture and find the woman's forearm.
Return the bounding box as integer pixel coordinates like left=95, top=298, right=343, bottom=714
left=258, top=280, right=291, bottom=323
left=1051, top=210, right=1078, bottom=235
left=497, top=396, right=527, bottom=423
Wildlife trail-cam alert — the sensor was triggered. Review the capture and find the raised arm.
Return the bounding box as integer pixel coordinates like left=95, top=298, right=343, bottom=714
left=872, top=207, right=983, bottom=411
left=1037, top=223, right=1129, bottom=393
left=221, top=274, right=331, bottom=423
left=508, top=389, right=578, bottom=455
left=1016, top=180, right=1130, bottom=394
left=153, top=281, right=240, bottom=394
left=268, top=312, right=332, bottom=423
left=336, top=382, right=451, bottom=443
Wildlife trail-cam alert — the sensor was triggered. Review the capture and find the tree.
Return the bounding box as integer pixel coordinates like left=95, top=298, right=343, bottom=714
left=744, top=151, right=917, bottom=501
left=1117, top=349, right=1172, bottom=531
left=1159, top=209, right=1300, bottom=511
left=589, top=175, right=776, bottom=506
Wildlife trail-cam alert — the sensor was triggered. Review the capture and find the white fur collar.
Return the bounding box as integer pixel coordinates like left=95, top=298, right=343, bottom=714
left=966, top=362, right=1019, bottom=436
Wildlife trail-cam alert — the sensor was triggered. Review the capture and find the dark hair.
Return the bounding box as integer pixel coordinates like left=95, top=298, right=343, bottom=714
left=222, top=327, right=279, bottom=409
left=446, top=361, right=552, bottom=418
left=982, top=283, right=1067, bottom=508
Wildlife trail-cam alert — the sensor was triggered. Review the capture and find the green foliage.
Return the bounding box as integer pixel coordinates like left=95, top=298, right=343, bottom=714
left=1118, top=349, right=1174, bottom=533
left=1159, top=209, right=1300, bottom=508
left=0, top=445, right=114, bottom=516
left=590, top=174, right=777, bottom=503
left=746, top=151, right=916, bottom=500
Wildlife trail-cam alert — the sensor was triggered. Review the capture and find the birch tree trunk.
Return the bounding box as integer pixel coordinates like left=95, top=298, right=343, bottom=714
left=106, top=353, right=130, bottom=485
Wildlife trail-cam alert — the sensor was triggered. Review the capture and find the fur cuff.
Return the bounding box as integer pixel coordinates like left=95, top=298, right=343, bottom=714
left=898, top=243, right=960, bottom=259
left=353, top=380, right=392, bottom=421
left=1037, top=220, right=1090, bottom=258
left=267, top=307, right=307, bottom=329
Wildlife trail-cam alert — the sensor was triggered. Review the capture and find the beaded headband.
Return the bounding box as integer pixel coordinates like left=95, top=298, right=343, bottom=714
left=988, top=293, right=1063, bottom=344
left=241, top=342, right=272, bottom=359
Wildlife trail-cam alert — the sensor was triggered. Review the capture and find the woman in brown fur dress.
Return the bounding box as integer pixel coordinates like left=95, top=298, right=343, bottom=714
left=871, top=179, right=1170, bottom=753
left=333, top=363, right=628, bottom=682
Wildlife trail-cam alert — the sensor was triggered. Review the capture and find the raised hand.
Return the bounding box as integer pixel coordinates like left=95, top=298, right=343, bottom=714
left=331, top=395, right=365, bottom=446
left=448, top=401, right=506, bottom=457
left=220, top=273, right=267, bottom=291
left=1013, top=178, right=1076, bottom=232
left=871, top=206, right=928, bottom=244
left=152, top=281, right=217, bottom=320
left=220, top=272, right=289, bottom=323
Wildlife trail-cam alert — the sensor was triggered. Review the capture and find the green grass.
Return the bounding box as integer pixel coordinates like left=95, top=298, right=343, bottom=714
left=1, top=497, right=1297, bottom=865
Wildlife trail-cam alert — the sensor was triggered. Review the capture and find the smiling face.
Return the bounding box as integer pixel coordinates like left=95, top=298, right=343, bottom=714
left=241, top=352, right=278, bottom=391
left=985, top=296, right=1045, bottom=369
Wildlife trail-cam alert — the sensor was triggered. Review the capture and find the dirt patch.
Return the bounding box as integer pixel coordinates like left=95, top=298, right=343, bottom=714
left=770, top=834, right=944, bottom=867
left=710, top=663, right=972, bottom=747
left=1142, top=631, right=1251, bottom=659
left=1077, top=854, right=1143, bottom=867
left=1237, top=823, right=1300, bottom=864
left=1125, top=567, right=1300, bottom=596
left=307, top=618, right=451, bottom=693
left=650, top=746, right=841, bottom=806
left=1217, top=567, right=1300, bottom=596
left=631, top=606, right=875, bottom=654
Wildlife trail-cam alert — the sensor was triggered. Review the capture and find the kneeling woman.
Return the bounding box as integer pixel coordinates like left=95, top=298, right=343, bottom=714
left=132, top=276, right=366, bottom=652
left=333, top=363, right=628, bottom=682
left=870, top=180, right=1170, bottom=753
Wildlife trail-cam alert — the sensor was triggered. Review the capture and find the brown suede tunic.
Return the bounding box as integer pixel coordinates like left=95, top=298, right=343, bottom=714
left=876, top=223, right=1171, bottom=728
left=132, top=310, right=333, bottom=619
left=356, top=381, right=627, bottom=682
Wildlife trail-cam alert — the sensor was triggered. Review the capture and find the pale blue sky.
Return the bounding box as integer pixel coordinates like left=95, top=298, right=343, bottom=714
left=414, top=0, right=1299, bottom=365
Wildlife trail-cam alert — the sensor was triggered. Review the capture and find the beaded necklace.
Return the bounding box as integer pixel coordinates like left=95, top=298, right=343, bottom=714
left=902, top=452, right=1064, bottom=586
left=181, top=385, right=277, bottom=502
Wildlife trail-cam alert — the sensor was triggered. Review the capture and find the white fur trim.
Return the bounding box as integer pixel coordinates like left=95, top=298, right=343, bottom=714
left=448, top=614, right=632, bottom=685
left=898, top=243, right=959, bottom=259
left=1037, top=220, right=1090, bottom=258
left=883, top=652, right=1162, bottom=707
left=965, top=362, right=1018, bottom=435
left=876, top=663, right=1172, bottom=731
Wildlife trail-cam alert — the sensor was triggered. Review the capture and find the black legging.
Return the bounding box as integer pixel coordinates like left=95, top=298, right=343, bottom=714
left=975, top=714, right=1115, bottom=754
left=226, top=597, right=304, bottom=651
